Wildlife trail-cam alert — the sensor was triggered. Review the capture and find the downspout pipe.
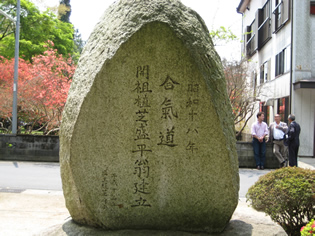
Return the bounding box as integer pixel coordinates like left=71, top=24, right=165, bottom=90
left=289, top=0, right=294, bottom=114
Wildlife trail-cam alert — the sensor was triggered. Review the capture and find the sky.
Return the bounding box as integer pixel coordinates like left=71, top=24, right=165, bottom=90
left=34, top=0, right=243, bottom=60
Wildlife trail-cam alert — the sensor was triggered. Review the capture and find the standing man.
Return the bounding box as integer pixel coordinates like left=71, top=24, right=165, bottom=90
left=286, top=114, right=301, bottom=167
left=251, top=112, right=269, bottom=170
left=268, top=114, right=288, bottom=168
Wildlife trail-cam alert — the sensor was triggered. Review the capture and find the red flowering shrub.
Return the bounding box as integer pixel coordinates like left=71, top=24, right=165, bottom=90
left=0, top=41, right=75, bottom=134
left=301, top=219, right=315, bottom=236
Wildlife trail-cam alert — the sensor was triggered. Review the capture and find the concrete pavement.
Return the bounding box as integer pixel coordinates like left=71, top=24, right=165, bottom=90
left=298, top=157, right=315, bottom=170
left=0, top=157, right=314, bottom=236
left=0, top=193, right=286, bottom=236
left=0, top=190, right=69, bottom=236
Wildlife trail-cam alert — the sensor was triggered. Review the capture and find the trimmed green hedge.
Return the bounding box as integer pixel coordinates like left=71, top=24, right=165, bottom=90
left=246, top=167, right=315, bottom=236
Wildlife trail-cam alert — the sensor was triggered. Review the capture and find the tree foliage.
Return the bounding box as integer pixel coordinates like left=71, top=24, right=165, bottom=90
left=73, top=28, right=85, bottom=61
left=0, top=41, right=75, bottom=135
left=210, top=26, right=238, bottom=47
left=58, top=0, right=71, bottom=23
left=57, top=0, right=85, bottom=61
left=0, top=0, right=75, bottom=61
left=210, top=26, right=259, bottom=138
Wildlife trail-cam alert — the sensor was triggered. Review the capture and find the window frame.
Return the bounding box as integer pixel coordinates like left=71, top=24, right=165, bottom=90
left=257, top=0, right=272, bottom=49
left=272, top=0, right=290, bottom=33
left=260, top=102, right=270, bottom=126
left=246, top=20, right=257, bottom=56
left=251, top=70, right=258, bottom=96
left=260, top=59, right=271, bottom=84
left=277, top=97, right=289, bottom=124
left=275, top=47, right=290, bottom=77
left=311, top=1, right=315, bottom=14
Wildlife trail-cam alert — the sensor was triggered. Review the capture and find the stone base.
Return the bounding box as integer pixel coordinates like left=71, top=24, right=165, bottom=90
left=34, top=200, right=287, bottom=236
left=35, top=218, right=286, bottom=236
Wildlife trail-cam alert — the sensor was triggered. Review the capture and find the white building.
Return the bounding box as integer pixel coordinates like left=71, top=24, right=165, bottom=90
left=236, top=0, right=315, bottom=157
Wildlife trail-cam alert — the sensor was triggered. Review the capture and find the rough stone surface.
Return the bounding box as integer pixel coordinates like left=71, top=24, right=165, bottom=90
left=60, top=0, right=239, bottom=233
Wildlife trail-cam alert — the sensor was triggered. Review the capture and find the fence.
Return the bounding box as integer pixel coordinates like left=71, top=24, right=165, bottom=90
left=0, top=134, right=59, bottom=162
left=0, top=135, right=280, bottom=168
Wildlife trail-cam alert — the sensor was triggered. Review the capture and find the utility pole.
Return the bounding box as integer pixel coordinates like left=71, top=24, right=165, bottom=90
left=0, top=1, right=20, bottom=135
left=12, top=0, right=21, bottom=135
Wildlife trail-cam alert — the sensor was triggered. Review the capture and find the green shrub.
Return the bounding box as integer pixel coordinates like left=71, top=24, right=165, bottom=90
left=246, top=167, right=315, bottom=236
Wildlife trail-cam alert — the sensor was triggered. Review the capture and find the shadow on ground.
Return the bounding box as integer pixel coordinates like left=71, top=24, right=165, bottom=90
left=37, top=219, right=253, bottom=236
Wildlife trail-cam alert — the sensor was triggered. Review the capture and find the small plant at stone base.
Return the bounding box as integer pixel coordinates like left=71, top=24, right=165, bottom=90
left=6, top=143, right=13, bottom=148
left=246, top=167, right=315, bottom=236
left=301, top=219, right=315, bottom=236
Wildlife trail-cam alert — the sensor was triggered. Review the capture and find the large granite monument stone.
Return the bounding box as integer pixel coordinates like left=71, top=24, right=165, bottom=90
left=60, top=0, right=239, bottom=233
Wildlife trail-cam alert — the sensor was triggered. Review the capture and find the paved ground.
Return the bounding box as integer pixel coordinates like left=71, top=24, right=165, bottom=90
left=0, top=162, right=61, bottom=190
left=0, top=157, right=314, bottom=235
left=0, top=190, right=69, bottom=236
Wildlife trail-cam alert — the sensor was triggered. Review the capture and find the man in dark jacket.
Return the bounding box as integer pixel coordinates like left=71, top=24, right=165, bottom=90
left=286, top=114, right=301, bottom=167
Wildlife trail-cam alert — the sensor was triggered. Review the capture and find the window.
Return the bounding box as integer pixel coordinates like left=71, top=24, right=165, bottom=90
left=245, top=0, right=272, bottom=55
left=257, top=0, right=272, bottom=48
left=246, top=20, right=257, bottom=56
left=251, top=71, right=257, bottom=88
left=277, top=97, right=289, bottom=124
left=260, top=60, right=271, bottom=84
left=260, top=65, right=264, bottom=84
left=275, top=47, right=290, bottom=77
left=273, top=0, right=290, bottom=33
left=251, top=71, right=258, bottom=96
left=275, top=51, right=284, bottom=76
left=311, top=1, right=315, bottom=15
left=260, top=102, right=270, bottom=125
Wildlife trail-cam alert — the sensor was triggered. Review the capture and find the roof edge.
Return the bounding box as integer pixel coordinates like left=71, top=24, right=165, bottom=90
left=237, top=0, right=250, bottom=14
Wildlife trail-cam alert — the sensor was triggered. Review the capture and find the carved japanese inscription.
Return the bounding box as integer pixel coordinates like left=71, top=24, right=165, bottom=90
left=132, top=65, right=152, bottom=207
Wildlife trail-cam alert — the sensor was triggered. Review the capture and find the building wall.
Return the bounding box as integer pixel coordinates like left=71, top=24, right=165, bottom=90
left=239, top=0, right=315, bottom=156
left=273, top=74, right=291, bottom=98
left=240, top=0, right=292, bottom=127
left=293, top=89, right=315, bottom=156
left=292, top=0, right=313, bottom=82
left=291, top=1, right=315, bottom=156
left=312, top=13, right=315, bottom=77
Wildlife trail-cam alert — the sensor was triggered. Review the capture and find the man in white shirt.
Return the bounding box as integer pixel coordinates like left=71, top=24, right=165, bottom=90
left=268, top=114, right=288, bottom=168
left=251, top=112, right=269, bottom=170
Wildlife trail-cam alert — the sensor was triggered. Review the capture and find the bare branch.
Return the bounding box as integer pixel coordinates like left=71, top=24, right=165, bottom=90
left=223, top=59, right=259, bottom=138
